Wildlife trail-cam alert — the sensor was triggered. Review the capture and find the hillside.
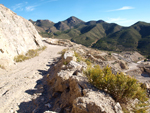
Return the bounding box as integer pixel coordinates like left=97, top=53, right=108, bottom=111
left=29, top=16, right=84, bottom=37
left=30, top=17, right=150, bottom=56
left=92, top=21, right=150, bottom=55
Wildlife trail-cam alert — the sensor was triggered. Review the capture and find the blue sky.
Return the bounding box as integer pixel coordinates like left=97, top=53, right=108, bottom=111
left=1, top=0, right=150, bottom=26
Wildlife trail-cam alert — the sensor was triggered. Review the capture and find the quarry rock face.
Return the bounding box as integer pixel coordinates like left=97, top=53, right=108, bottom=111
left=0, top=4, right=43, bottom=66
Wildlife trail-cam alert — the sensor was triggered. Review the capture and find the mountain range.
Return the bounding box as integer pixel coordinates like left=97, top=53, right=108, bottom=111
left=29, top=16, right=150, bottom=55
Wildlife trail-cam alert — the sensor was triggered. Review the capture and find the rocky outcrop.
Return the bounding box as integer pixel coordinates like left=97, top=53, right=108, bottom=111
left=0, top=4, right=43, bottom=67
left=72, top=91, right=123, bottom=113
left=137, top=62, right=150, bottom=75
left=46, top=50, right=123, bottom=113
left=119, top=60, right=129, bottom=69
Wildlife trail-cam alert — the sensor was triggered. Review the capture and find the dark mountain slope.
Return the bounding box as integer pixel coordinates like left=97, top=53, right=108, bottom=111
left=54, top=20, right=122, bottom=47
left=54, top=21, right=70, bottom=31
left=30, top=16, right=150, bottom=55
left=92, top=21, right=150, bottom=55
left=29, top=19, right=54, bottom=30
left=92, top=27, right=141, bottom=51
left=71, top=24, right=106, bottom=46
left=132, top=21, right=150, bottom=38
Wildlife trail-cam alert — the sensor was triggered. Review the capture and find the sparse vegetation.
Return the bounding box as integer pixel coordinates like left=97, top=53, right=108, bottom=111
left=14, top=54, right=29, bottom=62
left=85, top=59, right=92, bottom=66
left=39, top=32, right=54, bottom=38
left=85, top=65, right=148, bottom=104
left=132, top=102, right=150, bottom=113
left=108, top=52, right=111, bottom=55
left=74, top=51, right=83, bottom=62
left=26, top=49, right=39, bottom=57
left=58, top=49, right=67, bottom=57
left=38, top=46, right=47, bottom=51
left=144, top=59, right=147, bottom=62
left=14, top=46, right=46, bottom=62
left=63, top=61, right=68, bottom=65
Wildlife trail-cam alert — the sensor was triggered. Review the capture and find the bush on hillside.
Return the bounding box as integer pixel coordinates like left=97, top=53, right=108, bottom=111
left=84, top=65, right=148, bottom=103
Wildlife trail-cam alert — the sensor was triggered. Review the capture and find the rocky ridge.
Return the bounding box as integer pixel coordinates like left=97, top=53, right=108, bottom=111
left=43, top=49, right=123, bottom=113
left=0, top=4, right=43, bottom=67
left=40, top=38, right=150, bottom=113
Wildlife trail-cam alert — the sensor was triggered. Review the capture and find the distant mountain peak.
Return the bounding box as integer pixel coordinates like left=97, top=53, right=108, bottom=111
left=36, top=19, right=53, bottom=23
left=68, top=16, right=78, bottom=20
left=66, top=16, right=84, bottom=22
left=63, top=16, right=85, bottom=27
left=97, top=20, right=105, bottom=23
left=132, top=21, right=150, bottom=26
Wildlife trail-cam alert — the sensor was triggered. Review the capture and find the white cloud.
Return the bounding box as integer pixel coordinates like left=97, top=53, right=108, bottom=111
left=12, top=0, right=57, bottom=12
left=107, top=6, right=134, bottom=12
left=25, top=6, right=36, bottom=11
left=117, top=6, right=134, bottom=10
left=106, top=17, right=135, bottom=26
left=12, top=2, right=28, bottom=11
left=25, top=0, right=58, bottom=11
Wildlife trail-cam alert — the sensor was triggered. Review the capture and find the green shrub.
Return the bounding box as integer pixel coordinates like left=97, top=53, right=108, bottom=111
left=85, top=65, right=148, bottom=103
left=63, top=61, right=69, bottom=65
left=85, top=59, right=92, bottom=66
left=108, top=52, right=112, bottom=55
left=132, top=102, right=150, bottom=113
left=74, top=51, right=82, bottom=62
left=144, top=59, right=147, bottom=62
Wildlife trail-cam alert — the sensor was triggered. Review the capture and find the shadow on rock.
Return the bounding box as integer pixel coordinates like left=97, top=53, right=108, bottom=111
left=141, top=72, right=150, bottom=78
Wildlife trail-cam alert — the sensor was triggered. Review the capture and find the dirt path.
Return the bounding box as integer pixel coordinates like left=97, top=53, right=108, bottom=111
left=0, top=42, right=66, bottom=113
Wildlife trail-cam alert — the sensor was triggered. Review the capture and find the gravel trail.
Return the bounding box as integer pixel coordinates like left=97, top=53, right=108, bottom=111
left=0, top=42, right=65, bottom=113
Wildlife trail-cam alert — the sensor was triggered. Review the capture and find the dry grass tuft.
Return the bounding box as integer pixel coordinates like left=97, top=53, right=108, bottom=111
left=14, top=46, right=47, bottom=62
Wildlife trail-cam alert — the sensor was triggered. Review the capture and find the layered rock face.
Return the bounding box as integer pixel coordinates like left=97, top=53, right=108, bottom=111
left=0, top=4, right=43, bottom=66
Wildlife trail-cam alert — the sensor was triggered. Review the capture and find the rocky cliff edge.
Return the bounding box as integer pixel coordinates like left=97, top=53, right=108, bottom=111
left=0, top=4, right=44, bottom=67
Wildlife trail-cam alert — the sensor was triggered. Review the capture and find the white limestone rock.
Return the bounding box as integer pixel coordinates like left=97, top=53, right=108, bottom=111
left=0, top=4, right=43, bottom=66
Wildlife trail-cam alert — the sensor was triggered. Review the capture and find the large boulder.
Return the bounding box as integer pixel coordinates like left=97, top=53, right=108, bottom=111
left=72, top=90, right=123, bottom=113
left=0, top=4, right=43, bottom=66
left=119, top=60, right=129, bottom=69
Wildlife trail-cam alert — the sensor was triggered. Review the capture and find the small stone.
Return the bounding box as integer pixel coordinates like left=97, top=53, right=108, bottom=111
left=45, top=103, right=51, bottom=108
left=10, top=109, right=13, bottom=113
